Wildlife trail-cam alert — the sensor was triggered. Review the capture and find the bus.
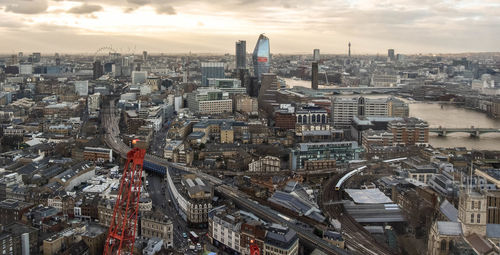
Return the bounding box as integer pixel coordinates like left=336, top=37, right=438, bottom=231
left=189, top=231, right=199, bottom=243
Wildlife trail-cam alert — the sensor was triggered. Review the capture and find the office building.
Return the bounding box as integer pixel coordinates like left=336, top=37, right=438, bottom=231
left=0, top=222, right=39, bottom=255
left=0, top=199, right=33, bottom=225
left=311, top=62, right=318, bottom=90
left=141, top=211, right=173, bottom=248
left=331, top=96, right=408, bottom=129
left=296, top=105, right=328, bottom=124
left=201, top=62, right=225, bottom=86
left=252, top=34, right=271, bottom=81
left=142, top=50, right=148, bottom=61
left=388, top=117, right=429, bottom=146
left=236, top=40, right=247, bottom=69
left=388, top=49, right=395, bottom=61
left=234, top=94, right=258, bottom=115
left=207, top=78, right=246, bottom=96
left=32, top=52, right=41, bottom=63
left=313, top=49, right=320, bottom=61
left=249, top=156, right=280, bottom=172
left=371, top=74, right=400, bottom=87
left=93, top=61, right=103, bottom=80
left=187, top=88, right=233, bottom=115
left=74, top=81, right=89, bottom=96
left=290, top=141, right=360, bottom=170
left=83, top=147, right=112, bottom=162
left=258, top=73, right=278, bottom=110
left=88, top=92, right=101, bottom=116
left=263, top=224, right=299, bottom=255
left=131, top=71, right=147, bottom=85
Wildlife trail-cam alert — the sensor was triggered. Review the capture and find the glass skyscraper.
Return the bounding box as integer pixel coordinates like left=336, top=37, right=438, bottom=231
left=201, top=62, right=225, bottom=86
left=252, top=34, right=270, bottom=81
left=235, top=40, right=246, bottom=69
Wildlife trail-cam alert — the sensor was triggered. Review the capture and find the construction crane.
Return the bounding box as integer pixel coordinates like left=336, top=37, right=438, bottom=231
left=104, top=147, right=146, bottom=255
left=250, top=240, right=260, bottom=255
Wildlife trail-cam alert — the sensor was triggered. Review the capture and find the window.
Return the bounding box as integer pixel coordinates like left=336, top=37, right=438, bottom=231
left=440, top=240, right=447, bottom=251
left=477, top=214, right=481, bottom=223
left=478, top=201, right=481, bottom=210
left=471, top=213, right=474, bottom=223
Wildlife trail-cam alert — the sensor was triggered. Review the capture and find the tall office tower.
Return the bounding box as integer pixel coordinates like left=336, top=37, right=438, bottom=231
left=142, top=51, right=148, bottom=61
left=388, top=49, right=395, bottom=61
left=311, top=62, right=319, bottom=90
left=93, top=61, right=104, bottom=80
left=258, top=73, right=278, bottom=115
left=348, top=42, right=351, bottom=58
left=32, top=52, right=41, bottom=63
left=252, top=34, right=270, bottom=81
left=235, top=40, right=247, bottom=69
left=18, top=52, right=23, bottom=58
left=201, top=62, right=225, bottom=86
left=313, top=49, right=320, bottom=61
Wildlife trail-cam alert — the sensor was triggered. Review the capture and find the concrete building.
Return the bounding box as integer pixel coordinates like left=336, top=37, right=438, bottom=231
left=83, top=147, right=113, bottom=162
left=236, top=40, right=247, bottom=69
left=220, top=123, right=234, bottom=144
left=132, top=71, right=148, bottom=85
left=87, top=93, right=101, bottom=116
left=331, top=96, right=408, bottom=129
left=313, top=49, right=320, bottom=61
left=141, top=211, right=173, bottom=248
left=0, top=199, right=33, bottom=225
left=74, top=81, right=89, bottom=96
left=187, top=88, right=233, bottom=115
left=258, top=73, right=279, bottom=111
left=312, top=62, right=318, bottom=90
left=263, top=224, right=299, bottom=255
left=371, top=74, right=400, bottom=87
left=208, top=206, right=243, bottom=253
left=234, top=95, right=258, bottom=115
left=248, top=156, right=280, bottom=172
left=290, top=141, right=360, bottom=170
left=0, top=222, right=38, bottom=255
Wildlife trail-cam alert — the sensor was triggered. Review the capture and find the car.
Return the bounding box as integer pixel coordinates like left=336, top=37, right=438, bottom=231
left=182, top=232, right=187, bottom=238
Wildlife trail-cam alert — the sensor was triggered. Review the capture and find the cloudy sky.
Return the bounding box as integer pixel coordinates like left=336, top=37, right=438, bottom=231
left=0, top=0, right=498, bottom=54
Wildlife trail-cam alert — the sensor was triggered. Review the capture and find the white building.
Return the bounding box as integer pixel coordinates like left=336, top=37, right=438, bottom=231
left=74, top=81, right=89, bottom=96
left=87, top=93, right=101, bottom=116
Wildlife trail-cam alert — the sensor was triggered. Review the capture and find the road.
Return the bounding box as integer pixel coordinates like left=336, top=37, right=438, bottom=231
left=101, top=99, right=352, bottom=255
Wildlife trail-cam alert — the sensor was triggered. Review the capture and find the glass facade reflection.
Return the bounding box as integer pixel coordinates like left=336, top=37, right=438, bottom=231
left=252, top=34, right=270, bottom=81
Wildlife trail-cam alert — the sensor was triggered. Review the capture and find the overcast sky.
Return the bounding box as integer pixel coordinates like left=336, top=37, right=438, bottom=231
left=0, top=0, right=498, bottom=54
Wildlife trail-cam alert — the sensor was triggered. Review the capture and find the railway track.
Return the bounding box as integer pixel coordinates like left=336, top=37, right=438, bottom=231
left=322, top=175, right=394, bottom=255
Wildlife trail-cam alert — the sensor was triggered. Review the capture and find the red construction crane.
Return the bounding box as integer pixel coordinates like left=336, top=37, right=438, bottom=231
left=250, top=240, right=260, bottom=255
left=104, top=148, right=146, bottom=255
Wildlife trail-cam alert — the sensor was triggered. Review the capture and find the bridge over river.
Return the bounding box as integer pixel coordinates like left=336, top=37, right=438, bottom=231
left=429, top=127, right=500, bottom=137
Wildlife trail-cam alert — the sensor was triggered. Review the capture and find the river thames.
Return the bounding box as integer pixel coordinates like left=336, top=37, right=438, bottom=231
left=283, top=78, right=500, bottom=150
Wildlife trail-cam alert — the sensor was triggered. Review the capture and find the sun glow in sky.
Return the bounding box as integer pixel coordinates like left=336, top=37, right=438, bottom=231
left=0, top=0, right=499, bottom=54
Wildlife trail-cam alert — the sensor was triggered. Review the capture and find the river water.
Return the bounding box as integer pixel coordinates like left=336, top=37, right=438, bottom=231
left=283, top=78, right=500, bottom=151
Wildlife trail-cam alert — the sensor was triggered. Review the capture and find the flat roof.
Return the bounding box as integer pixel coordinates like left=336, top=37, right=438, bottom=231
left=345, top=188, right=393, bottom=204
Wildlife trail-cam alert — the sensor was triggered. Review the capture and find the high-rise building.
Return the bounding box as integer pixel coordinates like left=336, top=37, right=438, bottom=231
left=258, top=73, right=278, bottom=109
left=388, top=49, right=395, bottom=61
left=235, top=40, right=246, bottom=69
left=311, top=62, right=318, bottom=90
left=252, top=34, right=271, bottom=81
left=348, top=42, right=351, bottom=58
left=93, top=61, right=103, bottom=80
left=201, top=62, right=225, bottom=86
left=142, top=51, right=148, bottom=61
left=313, top=49, right=320, bottom=61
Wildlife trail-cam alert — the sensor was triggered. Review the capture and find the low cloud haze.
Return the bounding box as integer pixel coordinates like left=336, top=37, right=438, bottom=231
left=0, top=0, right=498, bottom=54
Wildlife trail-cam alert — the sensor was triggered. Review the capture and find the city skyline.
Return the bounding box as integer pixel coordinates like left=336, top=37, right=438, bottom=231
left=0, top=0, right=499, bottom=54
